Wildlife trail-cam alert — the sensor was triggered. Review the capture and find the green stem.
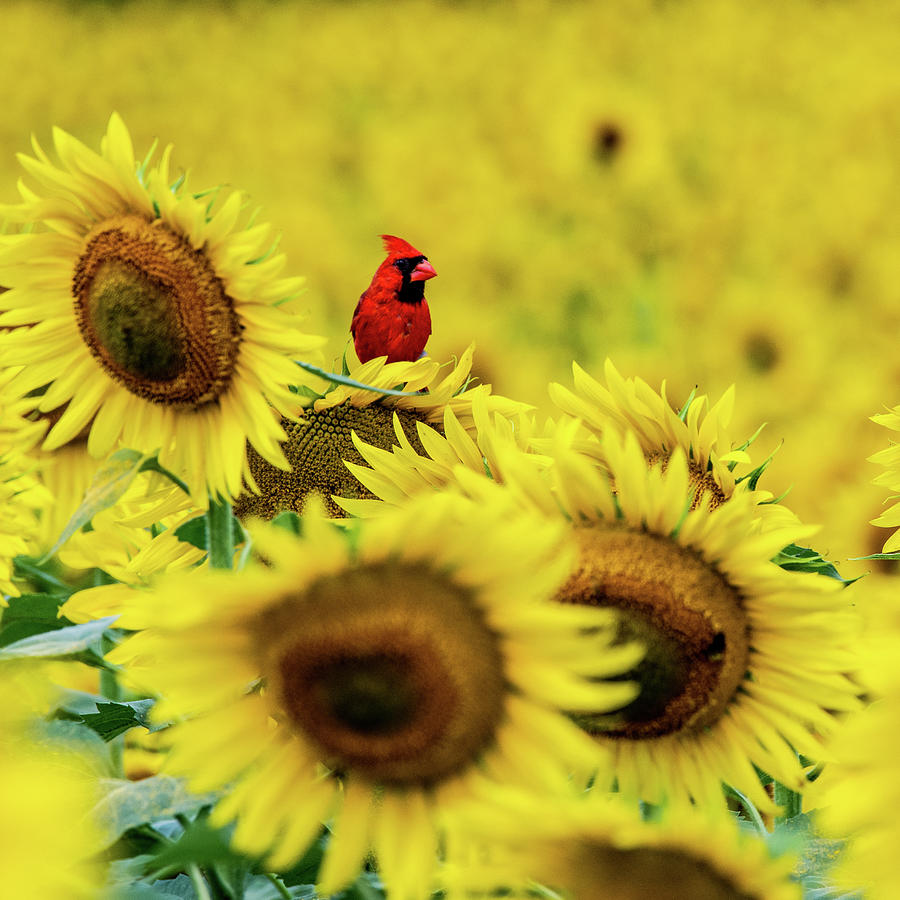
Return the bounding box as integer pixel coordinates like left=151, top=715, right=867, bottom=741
left=187, top=864, right=213, bottom=900
left=265, top=873, right=292, bottom=900
left=206, top=497, right=234, bottom=570
left=295, top=360, right=422, bottom=397
left=725, top=785, right=769, bottom=836
left=12, top=557, right=70, bottom=593
left=774, top=780, right=802, bottom=822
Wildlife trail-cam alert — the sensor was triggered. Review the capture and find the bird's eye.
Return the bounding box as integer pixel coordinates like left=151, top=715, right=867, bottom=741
left=393, top=257, right=420, bottom=274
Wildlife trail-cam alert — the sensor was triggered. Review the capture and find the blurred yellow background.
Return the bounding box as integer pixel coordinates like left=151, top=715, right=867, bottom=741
left=3, top=0, right=898, bottom=576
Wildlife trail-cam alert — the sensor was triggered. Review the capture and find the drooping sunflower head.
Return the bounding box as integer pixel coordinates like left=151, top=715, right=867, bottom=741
left=547, top=359, right=782, bottom=516
left=234, top=343, right=531, bottom=519
left=0, top=113, right=324, bottom=505
left=461, top=428, right=861, bottom=810
left=444, top=792, right=800, bottom=900
left=108, top=491, right=641, bottom=895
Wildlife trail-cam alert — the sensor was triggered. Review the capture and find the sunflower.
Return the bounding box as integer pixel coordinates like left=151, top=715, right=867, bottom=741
left=233, top=343, right=529, bottom=519
left=869, top=404, right=900, bottom=553
left=337, top=381, right=540, bottom=518
left=0, top=113, right=324, bottom=505
left=454, top=429, right=861, bottom=811
left=547, top=358, right=782, bottom=515
left=106, top=492, right=642, bottom=898
left=444, top=792, right=800, bottom=900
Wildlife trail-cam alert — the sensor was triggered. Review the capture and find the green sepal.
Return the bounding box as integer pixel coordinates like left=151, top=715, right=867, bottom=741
left=773, top=544, right=859, bottom=584
left=288, top=383, right=325, bottom=403
left=676, top=387, right=698, bottom=422
left=727, top=422, right=768, bottom=474
left=734, top=435, right=781, bottom=488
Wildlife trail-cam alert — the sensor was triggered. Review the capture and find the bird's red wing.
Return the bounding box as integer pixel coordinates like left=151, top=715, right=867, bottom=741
left=349, top=294, right=366, bottom=338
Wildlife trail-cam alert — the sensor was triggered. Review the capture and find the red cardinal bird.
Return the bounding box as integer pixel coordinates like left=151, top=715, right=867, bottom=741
left=351, top=235, right=437, bottom=364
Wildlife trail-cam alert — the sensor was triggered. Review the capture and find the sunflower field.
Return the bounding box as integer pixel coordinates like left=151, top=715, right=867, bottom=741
left=2, top=1, right=899, bottom=898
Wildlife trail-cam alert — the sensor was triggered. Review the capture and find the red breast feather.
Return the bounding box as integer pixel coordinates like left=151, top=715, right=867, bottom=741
left=351, top=235, right=437, bottom=364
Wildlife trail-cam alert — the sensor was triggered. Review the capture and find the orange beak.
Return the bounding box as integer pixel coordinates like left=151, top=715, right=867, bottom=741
left=410, top=259, right=437, bottom=282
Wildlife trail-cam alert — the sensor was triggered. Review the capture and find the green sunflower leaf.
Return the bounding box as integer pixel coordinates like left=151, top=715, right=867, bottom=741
left=244, top=877, right=318, bottom=899
left=172, top=515, right=207, bottom=550
left=29, top=719, right=117, bottom=779
left=0, top=616, right=117, bottom=664
left=91, top=775, right=222, bottom=848
left=0, top=591, right=72, bottom=648
left=342, top=872, right=387, bottom=900
left=54, top=690, right=161, bottom=741
left=147, top=818, right=237, bottom=876
left=11, top=556, right=78, bottom=595
left=106, top=874, right=198, bottom=898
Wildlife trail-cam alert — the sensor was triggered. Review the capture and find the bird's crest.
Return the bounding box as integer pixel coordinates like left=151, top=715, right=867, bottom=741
left=380, top=234, right=423, bottom=259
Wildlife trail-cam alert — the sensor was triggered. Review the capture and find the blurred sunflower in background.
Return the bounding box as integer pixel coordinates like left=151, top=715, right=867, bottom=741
left=444, top=791, right=800, bottom=900
left=1, top=0, right=897, bottom=558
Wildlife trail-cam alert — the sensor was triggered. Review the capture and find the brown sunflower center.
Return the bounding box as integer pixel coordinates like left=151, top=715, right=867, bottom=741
left=233, top=401, right=433, bottom=519
left=744, top=332, right=779, bottom=373
left=563, top=840, right=756, bottom=900
left=646, top=451, right=728, bottom=511
left=72, top=214, right=240, bottom=407
left=592, top=120, right=625, bottom=163
left=559, top=525, right=749, bottom=740
left=260, top=562, right=506, bottom=786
